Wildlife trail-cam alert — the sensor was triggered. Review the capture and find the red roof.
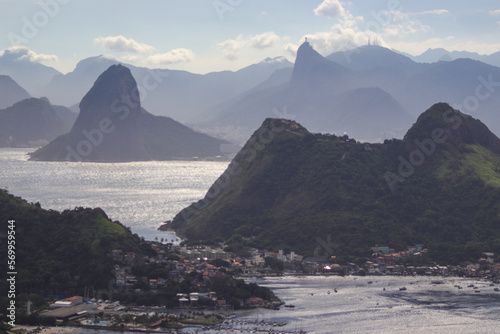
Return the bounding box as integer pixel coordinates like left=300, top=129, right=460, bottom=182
left=65, top=296, right=82, bottom=301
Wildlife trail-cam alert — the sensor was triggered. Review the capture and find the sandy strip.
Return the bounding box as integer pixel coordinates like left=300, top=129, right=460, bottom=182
left=10, top=326, right=79, bottom=333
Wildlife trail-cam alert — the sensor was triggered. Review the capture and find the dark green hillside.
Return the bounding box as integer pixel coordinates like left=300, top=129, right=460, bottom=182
left=172, top=104, right=500, bottom=263
left=0, top=189, right=152, bottom=299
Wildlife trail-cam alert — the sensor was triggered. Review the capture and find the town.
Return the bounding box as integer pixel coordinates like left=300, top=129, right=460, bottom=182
left=14, top=239, right=498, bottom=333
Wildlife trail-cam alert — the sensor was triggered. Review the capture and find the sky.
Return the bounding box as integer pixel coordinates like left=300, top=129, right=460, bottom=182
left=1, top=0, right=500, bottom=74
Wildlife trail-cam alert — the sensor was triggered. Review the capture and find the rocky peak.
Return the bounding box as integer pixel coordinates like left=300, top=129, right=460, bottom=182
left=73, top=64, right=140, bottom=132
left=290, top=41, right=347, bottom=87
left=403, top=103, right=500, bottom=154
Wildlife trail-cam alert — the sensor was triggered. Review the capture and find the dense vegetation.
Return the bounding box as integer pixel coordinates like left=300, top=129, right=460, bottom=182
left=0, top=189, right=279, bottom=325
left=0, top=189, right=152, bottom=311
left=172, top=104, right=500, bottom=264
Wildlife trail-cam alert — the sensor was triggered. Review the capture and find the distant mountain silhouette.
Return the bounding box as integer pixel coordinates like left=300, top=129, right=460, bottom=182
left=327, top=45, right=419, bottom=71
left=204, top=42, right=414, bottom=143
left=0, top=48, right=61, bottom=96
left=40, top=56, right=293, bottom=123
left=0, top=75, right=31, bottom=109
left=202, top=43, right=500, bottom=144
left=0, top=97, right=73, bottom=147
left=30, top=64, right=227, bottom=162
left=406, top=48, right=500, bottom=67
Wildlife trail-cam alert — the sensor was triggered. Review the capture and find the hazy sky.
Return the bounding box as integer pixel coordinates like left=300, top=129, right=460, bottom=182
left=1, top=0, right=500, bottom=74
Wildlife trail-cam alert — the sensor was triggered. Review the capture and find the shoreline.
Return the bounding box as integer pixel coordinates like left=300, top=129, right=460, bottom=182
left=10, top=275, right=497, bottom=333
left=9, top=325, right=79, bottom=334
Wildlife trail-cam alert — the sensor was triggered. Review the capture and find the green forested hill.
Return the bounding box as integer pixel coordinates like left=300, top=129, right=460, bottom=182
left=0, top=189, right=151, bottom=300
left=172, top=103, right=500, bottom=263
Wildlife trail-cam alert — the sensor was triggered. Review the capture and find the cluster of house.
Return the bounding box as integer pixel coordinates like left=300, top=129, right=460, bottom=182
left=176, top=292, right=218, bottom=307
left=108, top=245, right=273, bottom=300
left=264, top=250, right=304, bottom=262
left=108, top=242, right=500, bottom=297
left=366, top=246, right=500, bottom=279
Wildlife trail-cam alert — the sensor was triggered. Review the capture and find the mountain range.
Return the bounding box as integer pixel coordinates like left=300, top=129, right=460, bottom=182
left=0, top=48, right=62, bottom=96
left=204, top=43, right=500, bottom=144
left=0, top=96, right=75, bottom=148
left=171, top=103, right=500, bottom=264
left=0, top=74, right=31, bottom=109
left=202, top=42, right=417, bottom=143
left=38, top=55, right=293, bottom=124
left=402, top=48, right=500, bottom=66
left=2, top=44, right=500, bottom=147
left=30, top=64, right=228, bottom=162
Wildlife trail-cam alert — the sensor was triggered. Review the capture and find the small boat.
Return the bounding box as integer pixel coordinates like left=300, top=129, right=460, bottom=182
left=399, top=287, right=407, bottom=291
left=285, top=304, right=295, bottom=308
left=494, top=288, right=499, bottom=292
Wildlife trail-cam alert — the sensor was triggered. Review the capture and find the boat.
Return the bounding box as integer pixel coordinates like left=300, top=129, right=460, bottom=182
left=399, top=287, right=407, bottom=291
left=285, top=304, right=295, bottom=308
left=494, top=288, right=499, bottom=292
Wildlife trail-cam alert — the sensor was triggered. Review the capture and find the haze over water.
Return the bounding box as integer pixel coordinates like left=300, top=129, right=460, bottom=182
left=0, top=148, right=228, bottom=240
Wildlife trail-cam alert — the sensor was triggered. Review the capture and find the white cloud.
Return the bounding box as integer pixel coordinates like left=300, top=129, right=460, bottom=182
left=409, top=9, right=449, bottom=16
left=368, top=11, right=430, bottom=39
left=217, top=32, right=282, bottom=60
left=314, top=0, right=347, bottom=19
left=311, top=0, right=380, bottom=54
left=284, top=43, right=299, bottom=57
left=382, top=20, right=430, bottom=38
left=94, top=35, right=155, bottom=53
left=0, top=46, right=58, bottom=63
left=217, top=35, right=246, bottom=60
left=489, top=9, right=500, bottom=16
left=147, top=48, right=194, bottom=65
left=249, top=32, right=280, bottom=49
left=305, top=25, right=387, bottom=56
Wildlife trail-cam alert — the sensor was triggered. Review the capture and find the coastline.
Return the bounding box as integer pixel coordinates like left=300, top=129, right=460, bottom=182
left=9, top=325, right=79, bottom=334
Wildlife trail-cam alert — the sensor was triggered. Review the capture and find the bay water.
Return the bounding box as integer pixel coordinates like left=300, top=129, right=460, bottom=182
left=0, top=148, right=228, bottom=241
